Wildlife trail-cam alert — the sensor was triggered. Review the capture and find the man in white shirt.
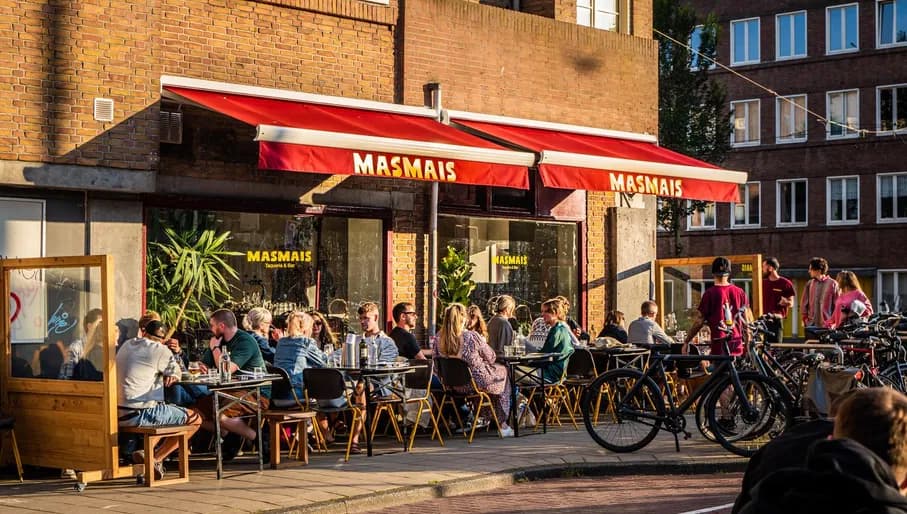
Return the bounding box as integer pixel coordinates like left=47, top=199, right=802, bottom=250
left=627, top=301, right=674, bottom=346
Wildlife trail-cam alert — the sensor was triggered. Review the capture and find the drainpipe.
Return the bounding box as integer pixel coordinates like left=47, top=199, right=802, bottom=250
left=426, top=83, right=442, bottom=336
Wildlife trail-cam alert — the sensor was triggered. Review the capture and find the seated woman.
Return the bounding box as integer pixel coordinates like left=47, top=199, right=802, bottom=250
left=433, top=303, right=514, bottom=437
left=597, top=310, right=628, bottom=344
left=310, top=311, right=338, bottom=352
left=244, top=307, right=276, bottom=364
left=274, top=311, right=325, bottom=405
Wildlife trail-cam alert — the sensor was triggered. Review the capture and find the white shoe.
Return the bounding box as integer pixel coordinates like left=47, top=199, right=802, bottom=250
left=499, top=426, right=514, bottom=438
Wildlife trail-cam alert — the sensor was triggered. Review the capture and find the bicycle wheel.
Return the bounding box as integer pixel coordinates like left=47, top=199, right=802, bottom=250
left=881, top=363, right=907, bottom=392
left=704, top=372, right=793, bottom=457
left=581, top=368, right=665, bottom=453
left=695, top=387, right=718, bottom=442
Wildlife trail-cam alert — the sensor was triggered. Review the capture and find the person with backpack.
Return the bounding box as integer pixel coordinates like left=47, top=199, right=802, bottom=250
left=683, top=257, right=750, bottom=357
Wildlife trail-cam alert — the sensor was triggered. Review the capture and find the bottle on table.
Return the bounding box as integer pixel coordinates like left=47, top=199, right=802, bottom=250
left=219, top=347, right=232, bottom=382
left=359, top=336, right=369, bottom=368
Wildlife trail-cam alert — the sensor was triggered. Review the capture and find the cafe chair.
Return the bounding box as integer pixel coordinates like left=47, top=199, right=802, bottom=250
left=303, top=368, right=363, bottom=461
left=0, top=411, right=24, bottom=482
left=435, top=357, right=504, bottom=443
left=264, top=364, right=320, bottom=460
left=523, top=365, right=578, bottom=430
left=403, top=359, right=444, bottom=451
left=564, top=348, right=599, bottom=415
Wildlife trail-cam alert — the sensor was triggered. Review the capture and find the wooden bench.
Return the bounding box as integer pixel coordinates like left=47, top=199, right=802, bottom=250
left=263, top=411, right=317, bottom=469
left=120, top=425, right=194, bottom=487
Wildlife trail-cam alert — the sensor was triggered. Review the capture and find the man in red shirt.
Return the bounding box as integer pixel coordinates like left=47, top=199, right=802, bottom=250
left=762, top=257, right=796, bottom=343
left=684, top=257, right=750, bottom=357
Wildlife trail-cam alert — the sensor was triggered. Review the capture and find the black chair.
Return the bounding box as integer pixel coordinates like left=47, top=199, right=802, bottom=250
left=0, top=412, right=23, bottom=482
left=267, top=363, right=306, bottom=409
left=435, top=357, right=504, bottom=442
left=403, top=359, right=444, bottom=450
left=564, top=348, right=598, bottom=414
left=303, top=368, right=362, bottom=461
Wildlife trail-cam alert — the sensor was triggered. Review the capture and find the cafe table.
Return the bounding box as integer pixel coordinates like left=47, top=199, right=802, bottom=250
left=332, top=363, right=424, bottom=456
left=191, top=372, right=279, bottom=479
left=497, top=352, right=560, bottom=437
left=587, top=344, right=651, bottom=372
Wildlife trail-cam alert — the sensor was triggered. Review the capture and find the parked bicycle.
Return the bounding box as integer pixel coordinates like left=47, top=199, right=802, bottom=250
left=580, top=339, right=794, bottom=457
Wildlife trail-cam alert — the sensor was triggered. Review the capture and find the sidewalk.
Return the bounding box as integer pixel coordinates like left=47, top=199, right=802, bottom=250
left=0, top=426, right=747, bottom=514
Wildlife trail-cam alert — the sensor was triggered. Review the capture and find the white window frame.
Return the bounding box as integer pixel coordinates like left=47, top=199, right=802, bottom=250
left=877, top=269, right=907, bottom=312
left=826, top=89, right=860, bottom=139
left=776, top=10, right=808, bottom=60
left=732, top=182, right=761, bottom=228
left=730, top=99, right=761, bottom=147
left=826, top=3, right=860, bottom=55
left=826, top=175, right=860, bottom=225
left=776, top=179, right=809, bottom=227
left=876, top=83, right=907, bottom=134
left=687, top=201, right=716, bottom=231
left=776, top=94, right=809, bottom=143
left=876, top=172, right=907, bottom=223
left=577, top=0, right=620, bottom=32
left=731, top=17, right=761, bottom=66
left=877, top=0, right=907, bottom=48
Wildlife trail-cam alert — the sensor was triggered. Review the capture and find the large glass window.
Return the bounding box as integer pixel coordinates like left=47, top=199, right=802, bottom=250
left=731, top=99, right=760, bottom=146
left=776, top=11, right=807, bottom=59
left=827, top=176, right=860, bottom=224
left=827, top=3, right=859, bottom=53
left=878, top=173, right=907, bottom=221
left=577, top=0, right=619, bottom=32
left=147, top=209, right=384, bottom=321
left=879, top=270, right=907, bottom=312
left=777, top=179, right=808, bottom=226
left=731, top=18, right=760, bottom=65
left=776, top=94, right=808, bottom=143
left=879, top=0, right=907, bottom=47
left=438, top=216, right=578, bottom=323
left=827, top=89, right=860, bottom=138
left=878, top=85, right=907, bottom=132
left=733, top=182, right=761, bottom=227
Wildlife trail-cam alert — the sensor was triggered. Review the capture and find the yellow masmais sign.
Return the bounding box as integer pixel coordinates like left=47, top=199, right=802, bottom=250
left=246, top=250, right=313, bottom=263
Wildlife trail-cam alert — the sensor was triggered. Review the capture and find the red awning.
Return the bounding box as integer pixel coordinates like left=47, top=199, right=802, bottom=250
left=161, top=78, right=535, bottom=189
left=451, top=115, right=747, bottom=203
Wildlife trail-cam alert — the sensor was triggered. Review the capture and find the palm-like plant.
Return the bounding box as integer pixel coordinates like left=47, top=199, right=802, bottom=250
left=437, top=246, right=476, bottom=315
left=146, top=227, right=241, bottom=338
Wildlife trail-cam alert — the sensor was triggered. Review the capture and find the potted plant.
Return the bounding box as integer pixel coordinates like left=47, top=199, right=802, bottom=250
left=437, top=246, right=476, bottom=315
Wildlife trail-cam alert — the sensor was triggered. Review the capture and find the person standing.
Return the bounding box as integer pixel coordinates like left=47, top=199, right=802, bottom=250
left=389, top=301, right=426, bottom=360
left=825, top=271, right=873, bottom=329
left=761, top=257, right=796, bottom=343
left=487, top=295, right=516, bottom=357
left=684, top=257, right=750, bottom=357
left=800, top=257, right=840, bottom=337
left=627, top=301, right=674, bottom=346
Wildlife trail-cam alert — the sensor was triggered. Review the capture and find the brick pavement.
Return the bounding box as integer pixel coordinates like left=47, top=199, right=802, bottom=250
left=0, top=426, right=746, bottom=514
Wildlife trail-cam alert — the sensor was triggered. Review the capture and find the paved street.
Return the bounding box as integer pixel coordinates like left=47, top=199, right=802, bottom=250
left=371, top=473, right=743, bottom=514
left=0, top=426, right=746, bottom=514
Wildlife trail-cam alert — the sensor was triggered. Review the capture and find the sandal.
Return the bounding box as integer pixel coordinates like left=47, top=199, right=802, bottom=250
left=349, top=442, right=361, bottom=455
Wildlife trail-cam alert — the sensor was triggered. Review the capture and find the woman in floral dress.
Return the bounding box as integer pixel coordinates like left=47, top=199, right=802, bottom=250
left=433, top=303, right=514, bottom=437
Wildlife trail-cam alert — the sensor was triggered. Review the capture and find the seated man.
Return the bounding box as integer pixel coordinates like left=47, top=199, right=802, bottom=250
left=195, top=309, right=270, bottom=460
left=116, top=320, right=202, bottom=480
left=627, top=301, right=674, bottom=346
left=738, top=388, right=907, bottom=514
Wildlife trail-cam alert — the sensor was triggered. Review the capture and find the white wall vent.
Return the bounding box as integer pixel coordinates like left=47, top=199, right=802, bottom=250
left=93, top=98, right=115, bottom=122
left=159, top=109, right=183, bottom=144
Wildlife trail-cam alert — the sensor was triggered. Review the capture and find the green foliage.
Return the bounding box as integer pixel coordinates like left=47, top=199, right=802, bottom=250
left=654, top=0, right=731, bottom=256
left=146, top=226, right=241, bottom=337
left=437, top=246, right=476, bottom=314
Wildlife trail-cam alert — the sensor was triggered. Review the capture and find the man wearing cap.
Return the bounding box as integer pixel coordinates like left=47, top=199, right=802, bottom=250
left=762, top=257, right=796, bottom=343
left=684, top=257, right=751, bottom=357
left=116, top=320, right=202, bottom=480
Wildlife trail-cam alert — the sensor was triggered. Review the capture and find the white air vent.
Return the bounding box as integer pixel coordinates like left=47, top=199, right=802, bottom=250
left=93, top=98, right=114, bottom=122
left=160, top=109, right=183, bottom=144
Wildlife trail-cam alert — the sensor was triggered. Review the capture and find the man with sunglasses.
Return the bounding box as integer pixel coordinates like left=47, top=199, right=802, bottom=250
left=390, top=301, right=426, bottom=359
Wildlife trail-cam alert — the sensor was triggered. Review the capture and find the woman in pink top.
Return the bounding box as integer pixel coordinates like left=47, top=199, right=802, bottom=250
left=825, top=271, right=873, bottom=329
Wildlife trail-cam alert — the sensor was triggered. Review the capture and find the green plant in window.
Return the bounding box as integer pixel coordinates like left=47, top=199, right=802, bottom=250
left=146, top=226, right=242, bottom=338
left=437, top=246, right=476, bottom=315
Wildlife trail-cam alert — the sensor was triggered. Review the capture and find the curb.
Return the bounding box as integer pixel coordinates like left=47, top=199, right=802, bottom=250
left=261, top=458, right=748, bottom=514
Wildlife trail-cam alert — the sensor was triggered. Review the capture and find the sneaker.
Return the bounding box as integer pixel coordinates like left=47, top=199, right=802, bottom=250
left=474, top=417, right=490, bottom=430
left=499, top=426, right=515, bottom=438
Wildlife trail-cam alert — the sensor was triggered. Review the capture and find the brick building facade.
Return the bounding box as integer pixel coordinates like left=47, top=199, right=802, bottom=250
left=660, top=0, right=907, bottom=337
left=2, top=0, right=665, bottom=355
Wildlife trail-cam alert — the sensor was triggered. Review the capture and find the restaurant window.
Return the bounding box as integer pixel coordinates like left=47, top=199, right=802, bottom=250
left=827, top=3, right=859, bottom=54
left=878, top=0, right=907, bottom=47
left=732, top=182, right=761, bottom=228
left=878, top=172, right=907, bottom=222
left=827, top=176, right=860, bottom=225
left=147, top=209, right=384, bottom=323
left=827, top=89, right=860, bottom=139
left=438, top=216, right=579, bottom=325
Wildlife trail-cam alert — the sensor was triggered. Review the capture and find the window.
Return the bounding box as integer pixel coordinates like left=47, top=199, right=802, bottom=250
left=878, top=84, right=907, bottom=132
left=731, top=99, right=760, bottom=146
left=731, top=18, right=760, bottom=65
left=776, top=11, right=807, bottom=59
left=577, top=0, right=619, bottom=32
left=687, top=201, right=716, bottom=230
left=878, top=173, right=907, bottom=222
left=827, top=89, right=860, bottom=138
left=827, top=3, right=859, bottom=53
left=689, top=25, right=716, bottom=70
left=777, top=179, right=808, bottom=226
left=776, top=94, right=808, bottom=143
left=732, top=182, right=761, bottom=227
left=878, top=0, right=907, bottom=47
left=827, top=176, right=860, bottom=224
left=878, top=270, right=907, bottom=312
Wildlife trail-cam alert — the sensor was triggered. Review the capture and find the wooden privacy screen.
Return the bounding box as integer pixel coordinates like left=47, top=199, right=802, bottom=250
left=0, top=255, right=131, bottom=482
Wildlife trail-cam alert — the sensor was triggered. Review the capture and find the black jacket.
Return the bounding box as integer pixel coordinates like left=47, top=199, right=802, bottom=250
left=739, top=438, right=907, bottom=514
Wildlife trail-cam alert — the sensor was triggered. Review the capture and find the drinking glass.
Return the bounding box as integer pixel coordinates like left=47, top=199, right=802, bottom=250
left=252, top=366, right=265, bottom=378
left=188, top=361, right=201, bottom=381
left=323, top=343, right=335, bottom=366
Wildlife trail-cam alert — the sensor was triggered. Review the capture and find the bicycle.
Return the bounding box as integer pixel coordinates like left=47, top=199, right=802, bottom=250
left=580, top=340, right=794, bottom=457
